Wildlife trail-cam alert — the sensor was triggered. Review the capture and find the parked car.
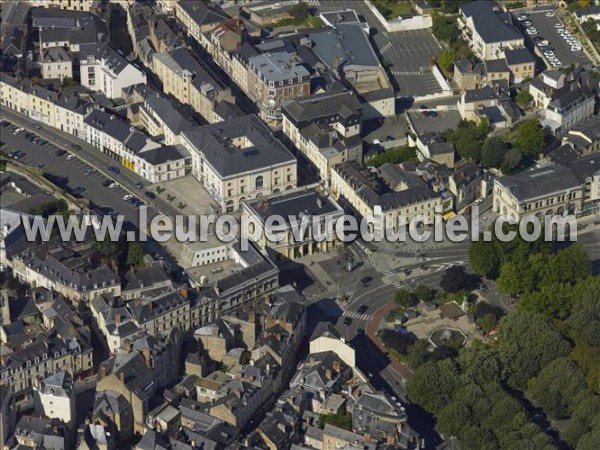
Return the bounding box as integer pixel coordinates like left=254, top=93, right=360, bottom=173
left=72, top=187, right=86, bottom=195
left=35, top=138, right=48, bottom=145
left=32, top=122, right=41, bottom=130
left=108, top=182, right=118, bottom=189
left=145, top=191, right=156, bottom=199
left=122, top=194, right=133, bottom=201
left=102, top=179, right=112, bottom=187
left=55, top=149, right=67, bottom=157
left=66, top=153, right=76, bottom=161
left=84, top=168, right=97, bottom=176
left=108, top=165, right=120, bottom=175
left=35, top=163, right=45, bottom=169
left=13, top=127, right=24, bottom=135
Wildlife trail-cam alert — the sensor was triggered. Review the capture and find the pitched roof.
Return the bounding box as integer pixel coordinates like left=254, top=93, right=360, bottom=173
left=504, top=47, right=535, bottom=65
left=459, top=1, right=523, bottom=44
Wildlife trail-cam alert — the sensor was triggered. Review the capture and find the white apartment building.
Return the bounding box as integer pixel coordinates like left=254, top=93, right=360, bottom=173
left=458, top=2, right=524, bottom=60
left=79, top=43, right=147, bottom=99
left=33, top=371, right=75, bottom=424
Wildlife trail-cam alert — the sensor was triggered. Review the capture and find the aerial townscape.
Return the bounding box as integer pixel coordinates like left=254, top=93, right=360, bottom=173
left=1, top=0, right=600, bottom=449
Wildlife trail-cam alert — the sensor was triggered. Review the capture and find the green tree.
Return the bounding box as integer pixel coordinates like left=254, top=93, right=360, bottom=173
left=497, top=312, right=571, bottom=388
left=394, top=288, right=417, bottom=308
left=528, top=357, right=586, bottom=419
left=126, top=242, right=145, bottom=268
left=515, top=90, right=533, bottom=109
left=404, top=340, right=430, bottom=369
left=365, top=146, right=417, bottom=167
left=569, top=277, right=600, bottom=347
left=94, top=239, right=120, bottom=260
left=497, top=262, right=521, bottom=295
left=407, top=358, right=459, bottom=412
left=518, top=283, right=575, bottom=319
left=578, top=431, right=600, bottom=450
left=413, top=285, right=435, bottom=302
left=290, top=2, right=309, bottom=20
left=514, top=118, right=545, bottom=158
left=431, top=12, right=459, bottom=43
left=440, top=265, right=471, bottom=293
left=500, top=148, right=523, bottom=173
left=468, top=238, right=501, bottom=278
left=481, top=136, right=510, bottom=168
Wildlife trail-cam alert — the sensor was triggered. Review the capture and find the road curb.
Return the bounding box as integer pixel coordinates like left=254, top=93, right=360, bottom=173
left=1, top=110, right=176, bottom=221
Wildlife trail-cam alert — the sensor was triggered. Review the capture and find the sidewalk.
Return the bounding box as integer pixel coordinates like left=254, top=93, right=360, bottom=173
left=365, top=301, right=413, bottom=381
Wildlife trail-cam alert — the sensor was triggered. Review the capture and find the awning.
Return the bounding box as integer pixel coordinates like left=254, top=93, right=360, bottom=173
left=442, top=211, right=456, bottom=221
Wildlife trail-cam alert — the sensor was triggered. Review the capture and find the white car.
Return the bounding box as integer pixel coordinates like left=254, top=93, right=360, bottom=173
left=571, top=46, right=582, bottom=52
left=517, top=15, right=528, bottom=21
left=524, top=20, right=532, bottom=26
left=122, top=194, right=133, bottom=201
left=555, top=23, right=565, bottom=28
left=13, top=127, right=24, bottom=135
left=108, top=182, right=118, bottom=189
left=540, top=40, right=549, bottom=46
left=66, top=153, right=75, bottom=161
left=527, top=28, right=538, bottom=34
left=545, top=11, right=555, bottom=17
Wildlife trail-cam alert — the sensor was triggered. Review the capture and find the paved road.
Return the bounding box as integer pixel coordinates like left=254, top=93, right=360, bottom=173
left=1, top=123, right=144, bottom=226
left=1, top=109, right=180, bottom=221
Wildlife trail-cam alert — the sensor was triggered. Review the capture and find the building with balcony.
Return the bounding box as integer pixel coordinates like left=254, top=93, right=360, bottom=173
left=247, top=50, right=311, bottom=126
left=458, top=2, right=524, bottom=60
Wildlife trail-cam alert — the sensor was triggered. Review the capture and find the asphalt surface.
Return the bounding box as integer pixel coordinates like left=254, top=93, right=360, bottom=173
left=1, top=109, right=181, bottom=225
left=1, top=124, right=145, bottom=225
left=315, top=0, right=444, bottom=97
left=520, top=10, right=591, bottom=66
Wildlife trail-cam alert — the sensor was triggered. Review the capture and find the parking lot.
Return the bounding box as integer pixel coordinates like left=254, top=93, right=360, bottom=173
left=518, top=10, right=590, bottom=67
left=1, top=122, right=147, bottom=226
left=316, top=0, right=444, bottom=97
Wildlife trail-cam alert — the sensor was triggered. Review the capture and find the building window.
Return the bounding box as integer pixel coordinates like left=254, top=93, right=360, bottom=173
left=255, top=175, right=264, bottom=190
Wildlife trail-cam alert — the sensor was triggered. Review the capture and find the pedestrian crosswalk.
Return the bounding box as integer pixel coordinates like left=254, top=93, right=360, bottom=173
left=392, top=71, right=422, bottom=76
left=380, top=42, right=393, bottom=54
left=343, top=310, right=371, bottom=321
left=306, top=0, right=320, bottom=5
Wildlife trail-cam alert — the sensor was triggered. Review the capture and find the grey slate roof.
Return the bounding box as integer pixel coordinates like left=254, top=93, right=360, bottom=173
left=464, top=85, right=496, bottom=103
left=454, top=57, right=482, bottom=75
left=140, top=145, right=190, bottom=166
left=459, top=1, right=523, bottom=44
left=246, top=189, right=341, bottom=223
left=310, top=321, right=340, bottom=341
left=78, top=43, right=133, bottom=75
left=568, top=115, right=600, bottom=141
left=504, top=47, right=535, bottom=65
left=497, top=164, right=583, bottom=201
left=177, top=1, right=230, bottom=26
left=282, top=90, right=361, bottom=125
left=484, top=58, right=509, bottom=73
left=181, top=114, right=296, bottom=178
left=310, top=23, right=380, bottom=69
left=142, top=90, right=195, bottom=134
left=248, top=51, right=310, bottom=83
